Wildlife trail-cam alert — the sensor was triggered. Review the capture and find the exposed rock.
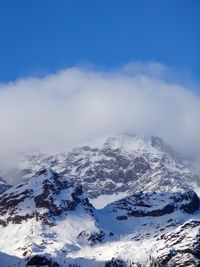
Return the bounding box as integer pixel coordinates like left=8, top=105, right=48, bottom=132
left=105, top=191, right=200, bottom=219
left=77, top=230, right=105, bottom=244
left=0, top=168, right=94, bottom=226
left=156, top=220, right=200, bottom=266
left=26, top=255, right=59, bottom=266
left=5, top=134, right=200, bottom=199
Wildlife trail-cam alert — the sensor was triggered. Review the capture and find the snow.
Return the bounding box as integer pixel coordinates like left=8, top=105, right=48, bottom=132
left=0, top=134, right=200, bottom=266
left=90, top=192, right=128, bottom=209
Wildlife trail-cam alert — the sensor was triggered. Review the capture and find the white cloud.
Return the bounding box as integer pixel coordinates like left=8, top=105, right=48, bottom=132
left=0, top=63, right=200, bottom=168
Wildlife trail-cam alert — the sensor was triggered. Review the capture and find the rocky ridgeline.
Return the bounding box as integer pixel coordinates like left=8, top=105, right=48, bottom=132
left=6, top=134, right=200, bottom=199
left=106, top=190, right=199, bottom=220
left=0, top=169, right=94, bottom=227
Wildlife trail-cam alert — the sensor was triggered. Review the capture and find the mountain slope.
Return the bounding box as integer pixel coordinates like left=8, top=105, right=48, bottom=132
left=0, top=169, right=99, bottom=264
left=0, top=169, right=200, bottom=266
left=0, top=134, right=200, bottom=266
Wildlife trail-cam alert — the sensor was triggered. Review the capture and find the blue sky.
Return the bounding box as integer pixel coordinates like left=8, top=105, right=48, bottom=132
left=1, top=1, right=200, bottom=159
left=0, top=0, right=199, bottom=82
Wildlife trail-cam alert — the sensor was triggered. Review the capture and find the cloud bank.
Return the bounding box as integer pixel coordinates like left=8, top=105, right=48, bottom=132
left=0, top=62, right=200, bottom=167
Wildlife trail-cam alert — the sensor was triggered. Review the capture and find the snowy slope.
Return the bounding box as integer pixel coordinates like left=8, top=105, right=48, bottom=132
left=60, top=190, right=200, bottom=266
left=0, top=169, right=200, bottom=266
left=0, top=169, right=100, bottom=264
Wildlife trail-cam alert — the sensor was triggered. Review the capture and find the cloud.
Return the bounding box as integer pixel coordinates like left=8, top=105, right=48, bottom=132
left=0, top=62, right=200, bottom=168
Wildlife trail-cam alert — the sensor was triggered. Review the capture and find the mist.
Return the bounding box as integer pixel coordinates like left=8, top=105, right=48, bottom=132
left=0, top=62, right=200, bottom=168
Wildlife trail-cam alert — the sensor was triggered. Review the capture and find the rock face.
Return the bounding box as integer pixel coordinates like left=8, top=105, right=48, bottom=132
left=7, top=134, right=200, bottom=200
left=77, top=230, right=105, bottom=245
left=0, top=168, right=99, bottom=264
left=155, top=220, right=200, bottom=266
left=104, top=190, right=199, bottom=219
left=0, top=169, right=94, bottom=227
left=27, top=255, right=59, bottom=267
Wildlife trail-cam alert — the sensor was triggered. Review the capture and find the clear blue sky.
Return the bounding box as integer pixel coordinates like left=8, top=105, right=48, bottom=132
left=0, top=0, right=199, bottom=82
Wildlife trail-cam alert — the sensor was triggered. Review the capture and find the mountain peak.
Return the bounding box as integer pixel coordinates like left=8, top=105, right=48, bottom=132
left=3, top=133, right=199, bottom=203
left=102, top=133, right=173, bottom=156
left=0, top=168, right=93, bottom=228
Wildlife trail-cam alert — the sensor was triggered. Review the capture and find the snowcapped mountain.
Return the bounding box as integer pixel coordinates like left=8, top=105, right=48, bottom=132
left=0, top=169, right=100, bottom=266
left=0, top=168, right=199, bottom=266
left=7, top=133, right=200, bottom=206
left=96, top=190, right=200, bottom=266
left=0, top=133, right=200, bottom=266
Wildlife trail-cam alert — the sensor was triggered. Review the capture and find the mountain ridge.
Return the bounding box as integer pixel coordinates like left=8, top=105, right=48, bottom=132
left=3, top=133, right=199, bottom=205
left=0, top=167, right=199, bottom=266
left=0, top=133, right=200, bottom=266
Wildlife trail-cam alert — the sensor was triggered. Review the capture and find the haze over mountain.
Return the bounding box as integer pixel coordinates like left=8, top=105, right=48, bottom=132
left=2, top=133, right=200, bottom=199
left=0, top=64, right=200, bottom=173
left=0, top=64, right=200, bottom=267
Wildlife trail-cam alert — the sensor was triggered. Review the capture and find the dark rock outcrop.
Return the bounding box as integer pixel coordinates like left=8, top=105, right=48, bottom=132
left=0, top=168, right=94, bottom=226
left=77, top=230, right=105, bottom=244
left=156, top=220, right=200, bottom=266
left=27, top=255, right=59, bottom=267
left=105, top=190, right=200, bottom=219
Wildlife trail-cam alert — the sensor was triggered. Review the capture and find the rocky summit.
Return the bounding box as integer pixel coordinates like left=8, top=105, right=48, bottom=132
left=0, top=134, right=200, bottom=266
left=6, top=134, right=200, bottom=201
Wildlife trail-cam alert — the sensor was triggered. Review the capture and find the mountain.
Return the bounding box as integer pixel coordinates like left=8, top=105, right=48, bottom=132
left=0, top=168, right=99, bottom=266
left=0, top=133, right=200, bottom=266
left=7, top=133, right=200, bottom=207
left=0, top=169, right=199, bottom=266
left=98, top=190, right=200, bottom=267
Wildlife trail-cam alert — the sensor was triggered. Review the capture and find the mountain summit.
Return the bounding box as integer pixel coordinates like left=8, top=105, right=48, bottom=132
left=9, top=133, right=200, bottom=205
